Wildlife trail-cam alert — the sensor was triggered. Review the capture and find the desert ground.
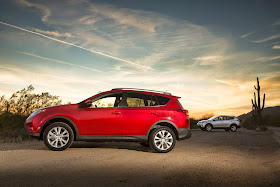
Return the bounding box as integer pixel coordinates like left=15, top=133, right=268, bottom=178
left=0, top=128, right=279, bottom=186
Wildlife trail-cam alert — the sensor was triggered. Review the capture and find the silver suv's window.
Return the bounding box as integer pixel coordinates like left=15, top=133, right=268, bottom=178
left=217, top=117, right=223, bottom=120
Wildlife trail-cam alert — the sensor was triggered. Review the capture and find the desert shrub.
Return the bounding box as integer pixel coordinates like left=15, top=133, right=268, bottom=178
left=241, top=117, right=257, bottom=130
left=258, top=115, right=280, bottom=127
left=0, top=85, right=62, bottom=141
left=0, top=85, right=62, bottom=116
left=0, top=112, right=30, bottom=141
left=256, top=125, right=268, bottom=132
left=190, top=118, right=199, bottom=129
left=269, top=116, right=280, bottom=127
left=241, top=116, right=272, bottom=131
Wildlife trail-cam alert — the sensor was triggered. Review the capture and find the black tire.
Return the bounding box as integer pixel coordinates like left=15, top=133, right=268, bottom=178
left=230, top=124, right=237, bottom=132
left=200, top=127, right=206, bottom=131
left=43, top=122, right=74, bottom=151
left=205, top=124, right=213, bottom=132
left=140, top=142, right=150, bottom=147
left=149, top=127, right=176, bottom=153
left=225, top=129, right=230, bottom=131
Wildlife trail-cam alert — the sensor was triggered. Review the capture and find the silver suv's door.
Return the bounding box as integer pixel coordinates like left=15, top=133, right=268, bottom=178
left=212, top=117, right=223, bottom=128
left=221, top=116, right=230, bottom=128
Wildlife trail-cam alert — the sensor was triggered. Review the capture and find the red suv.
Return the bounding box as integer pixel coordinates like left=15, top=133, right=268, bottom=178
left=24, top=88, right=191, bottom=153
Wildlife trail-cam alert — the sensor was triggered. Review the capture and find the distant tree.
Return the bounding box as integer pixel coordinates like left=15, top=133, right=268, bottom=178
left=189, top=118, right=199, bottom=129
left=0, top=85, right=62, bottom=116
left=0, top=95, right=8, bottom=112
left=200, top=113, right=215, bottom=120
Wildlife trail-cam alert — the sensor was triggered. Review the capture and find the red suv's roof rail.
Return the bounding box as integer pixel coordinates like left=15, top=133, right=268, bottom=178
left=111, top=88, right=172, bottom=95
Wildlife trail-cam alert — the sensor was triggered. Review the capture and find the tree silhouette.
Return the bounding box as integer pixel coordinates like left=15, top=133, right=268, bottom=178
left=0, top=85, right=62, bottom=116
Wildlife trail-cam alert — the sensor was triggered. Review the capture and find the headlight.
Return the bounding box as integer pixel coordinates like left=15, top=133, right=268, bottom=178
left=29, top=109, right=46, bottom=118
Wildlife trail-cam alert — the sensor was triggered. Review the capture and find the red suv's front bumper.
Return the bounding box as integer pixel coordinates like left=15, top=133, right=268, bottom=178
left=24, top=122, right=40, bottom=138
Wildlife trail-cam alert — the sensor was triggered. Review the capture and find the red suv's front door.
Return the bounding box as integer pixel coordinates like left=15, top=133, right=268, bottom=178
left=78, top=93, right=122, bottom=135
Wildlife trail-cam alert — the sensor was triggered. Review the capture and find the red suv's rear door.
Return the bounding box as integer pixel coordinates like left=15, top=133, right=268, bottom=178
left=122, top=107, right=162, bottom=136
left=121, top=93, right=162, bottom=136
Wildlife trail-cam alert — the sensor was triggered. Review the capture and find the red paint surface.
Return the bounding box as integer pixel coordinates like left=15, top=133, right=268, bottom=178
left=25, top=90, right=189, bottom=136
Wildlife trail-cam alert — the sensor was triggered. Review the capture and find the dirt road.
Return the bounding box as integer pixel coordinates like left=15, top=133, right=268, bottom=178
left=0, top=128, right=279, bottom=186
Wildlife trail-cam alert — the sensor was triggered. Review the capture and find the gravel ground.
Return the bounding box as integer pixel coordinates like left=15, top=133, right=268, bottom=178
left=0, top=128, right=279, bottom=186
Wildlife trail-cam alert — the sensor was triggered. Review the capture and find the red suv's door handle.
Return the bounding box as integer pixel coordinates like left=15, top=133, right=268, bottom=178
left=111, top=111, right=121, bottom=115
left=149, top=112, right=158, bottom=115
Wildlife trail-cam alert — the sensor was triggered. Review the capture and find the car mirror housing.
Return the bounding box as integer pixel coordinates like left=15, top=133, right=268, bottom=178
left=79, top=100, right=92, bottom=108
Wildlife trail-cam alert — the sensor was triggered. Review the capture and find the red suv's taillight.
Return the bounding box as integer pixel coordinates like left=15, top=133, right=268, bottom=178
left=177, top=109, right=189, bottom=116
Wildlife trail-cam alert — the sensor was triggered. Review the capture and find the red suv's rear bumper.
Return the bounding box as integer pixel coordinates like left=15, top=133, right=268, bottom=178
left=178, top=128, right=191, bottom=140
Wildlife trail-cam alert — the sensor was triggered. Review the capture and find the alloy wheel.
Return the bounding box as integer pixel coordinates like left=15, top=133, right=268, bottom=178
left=206, top=124, right=212, bottom=131
left=231, top=125, right=237, bottom=132
left=47, top=126, right=70, bottom=148
left=154, top=130, right=173, bottom=151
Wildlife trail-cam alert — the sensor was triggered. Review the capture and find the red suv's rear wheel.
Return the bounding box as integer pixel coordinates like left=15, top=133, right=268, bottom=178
left=149, top=126, right=176, bottom=153
left=43, top=122, right=74, bottom=151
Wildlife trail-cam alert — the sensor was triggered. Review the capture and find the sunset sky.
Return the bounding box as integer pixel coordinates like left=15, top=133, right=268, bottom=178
left=0, top=0, right=279, bottom=118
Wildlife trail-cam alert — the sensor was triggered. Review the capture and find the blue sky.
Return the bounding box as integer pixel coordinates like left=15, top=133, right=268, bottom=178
left=0, top=0, right=279, bottom=118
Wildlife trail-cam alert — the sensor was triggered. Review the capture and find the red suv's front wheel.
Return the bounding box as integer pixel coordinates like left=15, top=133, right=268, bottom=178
left=149, top=127, right=176, bottom=153
left=43, top=122, right=74, bottom=151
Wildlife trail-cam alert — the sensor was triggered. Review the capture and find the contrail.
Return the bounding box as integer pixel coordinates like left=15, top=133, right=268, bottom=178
left=0, top=21, right=153, bottom=70
left=0, top=48, right=101, bottom=72
left=17, top=51, right=102, bottom=73
left=0, top=65, right=111, bottom=85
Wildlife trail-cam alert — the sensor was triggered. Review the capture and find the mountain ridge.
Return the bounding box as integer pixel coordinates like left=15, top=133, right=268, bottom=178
left=238, top=106, right=280, bottom=120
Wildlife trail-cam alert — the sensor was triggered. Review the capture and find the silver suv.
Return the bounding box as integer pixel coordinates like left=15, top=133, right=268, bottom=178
left=197, top=115, right=241, bottom=132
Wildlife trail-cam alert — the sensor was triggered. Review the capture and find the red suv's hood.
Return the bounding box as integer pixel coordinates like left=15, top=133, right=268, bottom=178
left=41, top=104, right=78, bottom=110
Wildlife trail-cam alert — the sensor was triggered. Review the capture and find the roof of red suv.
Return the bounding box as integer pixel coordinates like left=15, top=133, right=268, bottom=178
left=81, top=88, right=179, bottom=103
left=110, top=88, right=179, bottom=98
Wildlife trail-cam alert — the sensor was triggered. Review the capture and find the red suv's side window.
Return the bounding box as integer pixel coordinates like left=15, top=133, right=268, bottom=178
left=90, top=93, right=123, bottom=108
left=125, top=92, right=170, bottom=107
left=126, top=93, right=146, bottom=107
left=157, top=96, right=170, bottom=106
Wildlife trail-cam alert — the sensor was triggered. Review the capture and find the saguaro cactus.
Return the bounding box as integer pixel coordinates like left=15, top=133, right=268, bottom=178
left=251, top=77, right=265, bottom=126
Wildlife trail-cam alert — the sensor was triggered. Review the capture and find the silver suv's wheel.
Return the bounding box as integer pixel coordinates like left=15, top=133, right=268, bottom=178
left=205, top=124, right=212, bottom=132
left=43, top=122, right=74, bottom=151
left=230, top=124, right=237, bottom=132
left=149, top=127, right=176, bottom=153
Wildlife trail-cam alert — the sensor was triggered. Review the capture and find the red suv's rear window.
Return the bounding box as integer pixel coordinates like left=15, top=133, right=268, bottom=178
left=157, top=95, right=170, bottom=105
left=177, top=99, right=184, bottom=109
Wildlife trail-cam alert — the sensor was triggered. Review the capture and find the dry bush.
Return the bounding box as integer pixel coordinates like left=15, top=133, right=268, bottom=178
left=0, top=85, right=62, bottom=116
left=0, top=85, right=62, bottom=140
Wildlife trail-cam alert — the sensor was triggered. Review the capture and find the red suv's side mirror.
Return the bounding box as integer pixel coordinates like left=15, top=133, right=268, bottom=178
left=85, top=100, right=92, bottom=107
left=79, top=100, right=92, bottom=108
